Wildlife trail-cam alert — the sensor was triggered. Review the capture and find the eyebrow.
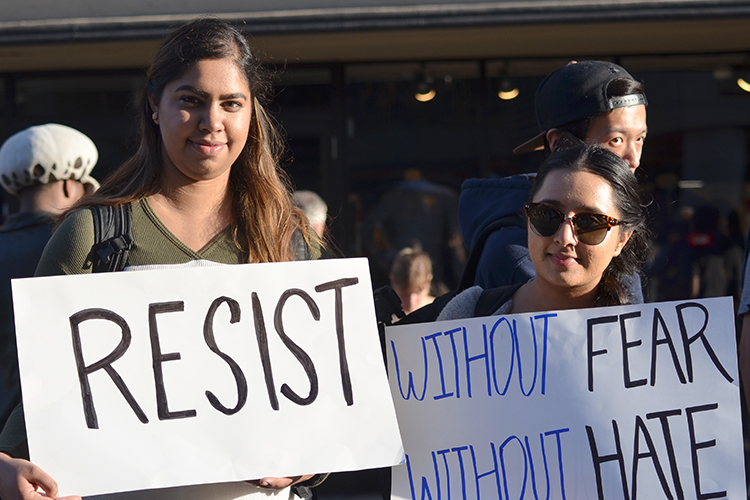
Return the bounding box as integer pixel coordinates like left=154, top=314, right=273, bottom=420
left=607, top=125, right=648, bottom=136
left=174, top=85, right=248, bottom=101
left=537, top=199, right=609, bottom=215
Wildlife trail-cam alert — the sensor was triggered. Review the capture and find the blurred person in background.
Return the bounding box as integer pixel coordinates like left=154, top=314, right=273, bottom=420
left=293, top=189, right=328, bottom=239
left=389, top=246, right=436, bottom=314
left=0, top=123, right=99, bottom=430
left=363, top=168, right=465, bottom=291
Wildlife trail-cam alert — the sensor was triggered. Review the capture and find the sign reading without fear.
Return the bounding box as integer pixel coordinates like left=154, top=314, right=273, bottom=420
left=385, top=297, right=744, bottom=500
left=13, top=258, right=403, bottom=497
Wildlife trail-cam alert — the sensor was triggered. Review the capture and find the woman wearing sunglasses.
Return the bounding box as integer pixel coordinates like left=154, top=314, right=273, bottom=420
left=438, top=144, right=648, bottom=320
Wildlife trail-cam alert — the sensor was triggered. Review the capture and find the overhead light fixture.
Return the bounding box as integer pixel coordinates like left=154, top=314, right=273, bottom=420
left=414, top=64, right=437, bottom=102
left=497, top=79, right=520, bottom=100
left=415, top=69, right=436, bottom=102
left=732, top=57, right=750, bottom=93
left=716, top=64, right=750, bottom=95
left=497, top=63, right=519, bottom=100
left=415, top=82, right=436, bottom=102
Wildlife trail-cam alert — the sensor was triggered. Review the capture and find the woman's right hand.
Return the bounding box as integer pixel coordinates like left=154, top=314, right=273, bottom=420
left=0, top=453, right=81, bottom=500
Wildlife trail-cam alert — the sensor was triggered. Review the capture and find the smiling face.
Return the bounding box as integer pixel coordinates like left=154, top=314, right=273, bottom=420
left=585, top=104, right=647, bottom=172
left=150, top=57, right=253, bottom=186
left=528, top=168, right=632, bottom=299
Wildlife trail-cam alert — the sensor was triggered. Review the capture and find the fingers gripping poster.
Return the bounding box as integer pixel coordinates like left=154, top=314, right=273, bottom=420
left=385, top=297, right=744, bottom=500
left=12, top=258, right=403, bottom=497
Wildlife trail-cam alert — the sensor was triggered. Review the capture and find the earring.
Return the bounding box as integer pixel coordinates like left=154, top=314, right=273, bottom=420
left=152, top=112, right=158, bottom=122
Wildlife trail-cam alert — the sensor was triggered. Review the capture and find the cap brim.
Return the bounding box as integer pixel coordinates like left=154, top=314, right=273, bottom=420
left=513, top=131, right=546, bottom=154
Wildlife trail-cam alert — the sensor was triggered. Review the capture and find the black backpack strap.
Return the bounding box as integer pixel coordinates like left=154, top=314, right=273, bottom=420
left=90, top=204, right=134, bottom=273
left=291, top=229, right=312, bottom=261
left=474, top=282, right=524, bottom=317
left=457, top=214, right=525, bottom=291
left=374, top=286, right=405, bottom=327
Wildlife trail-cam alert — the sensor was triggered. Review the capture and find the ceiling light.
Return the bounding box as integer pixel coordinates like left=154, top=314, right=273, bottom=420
left=415, top=74, right=435, bottom=102
left=497, top=71, right=519, bottom=100
left=498, top=87, right=520, bottom=100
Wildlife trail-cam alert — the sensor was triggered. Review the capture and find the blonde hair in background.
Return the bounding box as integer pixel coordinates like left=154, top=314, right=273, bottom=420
left=390, top=246, right=433, bottom=293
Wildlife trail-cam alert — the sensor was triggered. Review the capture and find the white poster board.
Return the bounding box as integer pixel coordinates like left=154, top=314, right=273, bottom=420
left=13, top=258, right=403, bottom=497
left=386, top=297, right=744, bottom=500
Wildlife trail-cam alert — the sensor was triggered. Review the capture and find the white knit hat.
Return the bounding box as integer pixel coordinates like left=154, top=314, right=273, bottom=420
left=0, top=123, right=100, bottom=195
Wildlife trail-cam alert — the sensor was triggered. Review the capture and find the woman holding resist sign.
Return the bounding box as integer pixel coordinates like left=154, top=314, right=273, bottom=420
left=0, top=17, right=324, bottom=500
left=437, top=144, right=647, bottom=321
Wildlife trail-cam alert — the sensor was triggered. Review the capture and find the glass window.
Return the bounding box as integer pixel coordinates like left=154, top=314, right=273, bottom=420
left=12, top=73, right=145, bottom=182
left=345, top=61, right=482, bottom=209
left=15, top=74, right=144, bottom=119
left=272, top=67, right=333, bottom=194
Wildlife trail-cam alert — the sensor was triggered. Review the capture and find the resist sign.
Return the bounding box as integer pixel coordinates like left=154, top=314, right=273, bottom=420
left=385, top=297, right=744, bottom=500
left=13, top=258, right=403, bottom=497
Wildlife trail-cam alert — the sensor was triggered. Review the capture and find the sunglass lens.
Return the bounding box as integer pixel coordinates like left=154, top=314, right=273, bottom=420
left=529, top=205, right=563, bottom=237
left=573, top=214, right=610, bottom=245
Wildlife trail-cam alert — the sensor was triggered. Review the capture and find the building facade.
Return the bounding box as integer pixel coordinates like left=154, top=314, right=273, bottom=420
left=2, top=0, right=750, bottom=298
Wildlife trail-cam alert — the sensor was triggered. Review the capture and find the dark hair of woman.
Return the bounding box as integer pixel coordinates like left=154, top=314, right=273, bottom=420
left=528, top=144, right=649, bottom=306
left=64, top=17, right=309, bottom=263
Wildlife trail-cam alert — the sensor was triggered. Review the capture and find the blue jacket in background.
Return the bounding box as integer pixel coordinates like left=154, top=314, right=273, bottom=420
left=459, top=174, right=536, bottom=289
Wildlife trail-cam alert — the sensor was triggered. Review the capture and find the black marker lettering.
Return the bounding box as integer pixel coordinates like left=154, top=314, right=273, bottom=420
left=587, top=315, right=618, bottom=392
left=647, top=409, right=684, bottom=500
left=676, top=303, right=732, bottom=383
left=686, top=403, right=725, bottom=499
left=252, top=292, right=279, bottom=411
left=586, top=421, right=629, bottom=500
left=70, top=308, right=148, bottom=429
left=315, top=277, right=358, bottom=405
left=631, top=415, right=673, bottom=500
left=650, top=309, right=687, bottom=387
left=274, top=288, right=320, bottom=406
left=149, top=301, right=196, bottom=420
left=620, top=312, right=647, bottom=389
left=203, top=296, right=247, bottom=415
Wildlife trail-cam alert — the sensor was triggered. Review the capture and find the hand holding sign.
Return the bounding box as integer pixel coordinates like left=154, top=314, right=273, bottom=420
left=0, top=453, right=81, bottom=500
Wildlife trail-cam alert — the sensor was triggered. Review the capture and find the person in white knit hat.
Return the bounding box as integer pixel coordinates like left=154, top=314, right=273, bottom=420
left=0, top=123, right=99, bottom=431
left=0, top=123, right=99, bottom=196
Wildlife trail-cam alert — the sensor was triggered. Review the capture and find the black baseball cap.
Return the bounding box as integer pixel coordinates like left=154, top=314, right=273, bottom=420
left=513, top=61, right=647, bottom=154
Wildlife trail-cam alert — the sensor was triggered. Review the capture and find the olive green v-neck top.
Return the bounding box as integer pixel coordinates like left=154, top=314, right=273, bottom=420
left=36, top=198, right=244, bottom=277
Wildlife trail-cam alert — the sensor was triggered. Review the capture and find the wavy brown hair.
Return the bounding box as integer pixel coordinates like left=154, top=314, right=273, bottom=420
left=65, top=17, right=309, bottom=263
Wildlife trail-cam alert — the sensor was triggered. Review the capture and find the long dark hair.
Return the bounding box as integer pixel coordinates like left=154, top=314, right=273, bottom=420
left=65, top=17, right=309, bottom=263
left=529, top=144, right=648, bottom=306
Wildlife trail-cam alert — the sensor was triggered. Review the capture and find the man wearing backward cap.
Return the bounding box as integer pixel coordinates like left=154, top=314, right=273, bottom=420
left=0, top=123, right=99, bottom=429
left=457, top=60, right=648, bottom=300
